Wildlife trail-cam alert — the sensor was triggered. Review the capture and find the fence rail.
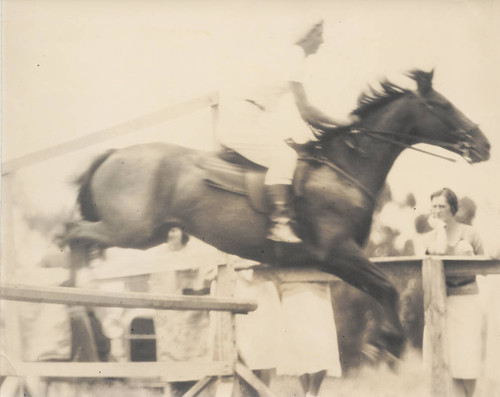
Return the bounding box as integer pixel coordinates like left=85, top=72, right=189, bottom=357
left=0, top=359, right=232, bottom=381
left=0, top=283, right=257, bottom=314
left=1, top=91, right=219, bottom=175
left=251, top=256, right=500, bottom=282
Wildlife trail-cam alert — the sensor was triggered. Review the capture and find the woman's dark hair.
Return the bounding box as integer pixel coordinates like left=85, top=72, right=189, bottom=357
left=430, top=187, right=458, bottom=216
left=167, top=225, right=190, bottom=246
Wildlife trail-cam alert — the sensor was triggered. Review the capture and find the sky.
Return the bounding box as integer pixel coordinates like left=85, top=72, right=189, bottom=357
left=2, top=0, right=500, bottom=262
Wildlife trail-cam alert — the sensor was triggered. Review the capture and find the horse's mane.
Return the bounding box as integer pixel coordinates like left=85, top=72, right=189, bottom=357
left=313, top=77, right=411, bottom=142
left=351, top=79, right=411, bottom=118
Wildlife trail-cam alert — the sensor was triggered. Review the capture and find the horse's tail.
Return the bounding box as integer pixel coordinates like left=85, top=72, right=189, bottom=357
left=74, top=149, right=116, bottom=221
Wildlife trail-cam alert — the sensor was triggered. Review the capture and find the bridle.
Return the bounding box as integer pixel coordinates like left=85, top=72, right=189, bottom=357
left=338, top=91, right=478, bottom=164
left=350, top=125, right=475, bottom=163
left=303, top=92, right=479, bottom=202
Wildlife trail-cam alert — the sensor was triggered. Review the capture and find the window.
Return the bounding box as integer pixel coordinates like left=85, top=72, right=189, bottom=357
left=126, top=317, right=156, bottom=362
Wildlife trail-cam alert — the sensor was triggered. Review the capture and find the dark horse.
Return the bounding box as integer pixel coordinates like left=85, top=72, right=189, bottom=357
left=62, top=70, right=490, bottom=360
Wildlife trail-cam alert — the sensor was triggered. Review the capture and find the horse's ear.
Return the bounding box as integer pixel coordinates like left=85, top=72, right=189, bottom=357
left=407, top=69, right=434, bottom=95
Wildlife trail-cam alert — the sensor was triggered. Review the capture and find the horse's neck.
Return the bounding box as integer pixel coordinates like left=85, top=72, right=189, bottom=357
left=325, top=111, right=408, bottom=198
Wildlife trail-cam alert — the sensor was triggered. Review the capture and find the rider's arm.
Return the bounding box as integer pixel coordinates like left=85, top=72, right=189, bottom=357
left=290, top=82, right=358, bottom=129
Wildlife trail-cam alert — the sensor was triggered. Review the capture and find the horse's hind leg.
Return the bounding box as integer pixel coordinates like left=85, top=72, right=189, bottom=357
left=321, top=240, right=405, bottom=360
left=62, top=220, right=136, bottom=249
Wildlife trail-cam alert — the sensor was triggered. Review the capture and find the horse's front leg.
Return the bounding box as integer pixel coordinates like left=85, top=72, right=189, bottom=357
left=320, top=240, right=405, bottom=361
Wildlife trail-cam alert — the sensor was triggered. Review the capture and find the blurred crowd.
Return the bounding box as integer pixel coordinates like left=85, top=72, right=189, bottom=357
left=364, top=185, right=483, bottom=258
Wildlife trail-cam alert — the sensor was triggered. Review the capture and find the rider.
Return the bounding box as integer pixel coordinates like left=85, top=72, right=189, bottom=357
left=218, top=19, right=358, bottom=243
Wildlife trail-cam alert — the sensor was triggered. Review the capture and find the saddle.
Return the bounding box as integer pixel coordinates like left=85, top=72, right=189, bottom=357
left=198, top=145, right=312, bottom=214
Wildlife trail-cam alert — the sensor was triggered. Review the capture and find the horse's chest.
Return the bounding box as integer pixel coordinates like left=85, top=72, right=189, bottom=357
left=304, top=169, right=366, bottom=215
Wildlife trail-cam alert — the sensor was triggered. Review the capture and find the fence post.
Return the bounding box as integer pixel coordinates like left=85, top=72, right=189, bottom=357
left=211, top=93, right=220, bottom=151
left=213, top=258, right=238, bottom=395
left=422, top=257, right=451, bottom=397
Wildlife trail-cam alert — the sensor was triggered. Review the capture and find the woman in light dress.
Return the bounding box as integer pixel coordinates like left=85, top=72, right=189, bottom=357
left=424, top=188, right=485, bottom=397
left=235, top=265, right=342, bottom=397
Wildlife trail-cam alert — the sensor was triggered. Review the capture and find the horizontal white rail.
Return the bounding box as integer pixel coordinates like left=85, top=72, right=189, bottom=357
left=2, top=91, right=219, bottom=175
left=0, top=357, right=232, bottom=381
left=0, top=283, right=256, bottom=314
left=250, top=256, right=500, bottom=282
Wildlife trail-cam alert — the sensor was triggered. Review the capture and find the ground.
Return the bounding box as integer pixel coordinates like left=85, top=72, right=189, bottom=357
left=38, top=350, right=500, bottom=397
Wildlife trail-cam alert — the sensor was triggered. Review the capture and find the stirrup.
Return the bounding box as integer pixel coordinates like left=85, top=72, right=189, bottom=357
left=267, top=221, right=302, bottom=243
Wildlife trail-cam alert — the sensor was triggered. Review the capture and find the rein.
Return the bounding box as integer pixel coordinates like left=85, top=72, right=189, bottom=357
left=353, top=128, right=459, bottom=162
left=303, top=126, right=471, bottom=204
left=299, top=155, right=378, bottom=203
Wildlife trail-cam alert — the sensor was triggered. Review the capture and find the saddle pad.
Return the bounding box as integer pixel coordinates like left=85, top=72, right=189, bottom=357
left=199, top=155, right=271, bottom=213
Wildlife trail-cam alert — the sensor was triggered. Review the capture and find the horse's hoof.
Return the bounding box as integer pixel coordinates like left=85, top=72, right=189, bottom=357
left=362, top=343, right=383, bottom=365
left=362, top=343, right=401, bottom=371
left=384, top=352, right=400, bottom=373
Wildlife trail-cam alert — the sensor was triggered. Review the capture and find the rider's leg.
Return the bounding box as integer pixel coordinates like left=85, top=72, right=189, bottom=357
left=264, top=144, right=302, bottom=243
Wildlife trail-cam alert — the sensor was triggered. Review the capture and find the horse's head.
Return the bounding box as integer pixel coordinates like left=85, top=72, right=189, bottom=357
left=406, top=69, right=490, bottom=163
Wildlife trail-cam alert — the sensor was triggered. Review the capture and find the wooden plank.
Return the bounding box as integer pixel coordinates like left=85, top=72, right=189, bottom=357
left=422, top=257, right=451, bottom=397
left=235, top=363, right=279, bottom=397
left=442, top=257, right=500, bottom=276
left=213, top=262, right=237, bottom=362
left=0, top=358, right=232, bottom=381
left=213, top=261, right=238, bottom=397
left=250, top=257, right=500, bottom=282
left=0, top=283, right=257, bottom=314
left=2, top=92, right=219, bottom=175
left=182, top=376, right=214, bottom=397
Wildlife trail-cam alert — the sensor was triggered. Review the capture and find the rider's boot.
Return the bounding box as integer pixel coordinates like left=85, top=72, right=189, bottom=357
left=266, top=184, right=302, bottom=243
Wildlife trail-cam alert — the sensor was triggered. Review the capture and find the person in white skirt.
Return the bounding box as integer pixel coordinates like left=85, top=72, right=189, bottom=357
left=234, top=263, right=284, bottom=391
left=424, top=187, right=485, bottom=397
left=234, top=266, right=341, bottom=397
left=277, top=275, right=342, bottom=397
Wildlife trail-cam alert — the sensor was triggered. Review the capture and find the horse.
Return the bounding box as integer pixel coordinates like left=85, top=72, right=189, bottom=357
left=61, top=69, right=490, bottom=361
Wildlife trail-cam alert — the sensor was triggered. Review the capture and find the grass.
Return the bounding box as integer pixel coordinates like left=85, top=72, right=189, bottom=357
left=40, top=349, right=499, bottom=396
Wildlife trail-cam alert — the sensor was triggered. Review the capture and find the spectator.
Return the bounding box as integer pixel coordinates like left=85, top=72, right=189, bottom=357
left=277, top=278, right=342, bottom=397
left=423, top=187, right=485, bottom=397
left=149, top=226, right=223, bottom=397
left=234, top=262, right=283, bottom=394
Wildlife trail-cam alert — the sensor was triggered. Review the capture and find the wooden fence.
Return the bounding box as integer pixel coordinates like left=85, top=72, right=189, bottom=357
left=0, top=262, right=271, bottom=396
left=0, top=92, right=283, bottom=396
left=1, top=256, right=499, bottom=395
left=263, top=256, right=500, bottom=397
